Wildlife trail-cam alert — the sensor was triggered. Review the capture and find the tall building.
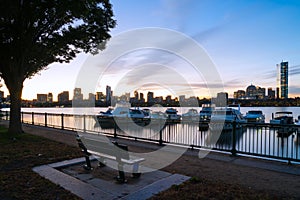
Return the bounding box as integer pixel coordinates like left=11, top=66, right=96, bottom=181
left=246, top=84, right=257, bottom=99
left=96, top=92, right=105, bottom=101
left=267, top=88, right=275, bottom=99
left=147, top=92, right=154, bottom=103
left=58, top=91, right=69, bottom=103
left=233, top=90, right=245, bottom=99
left=277, top=61, right=288, bottom=99
left=47, top=93, right=53, bottom=103
left=37, top=94, right=47, bottom=103
left=73, top=88, right=83, bottom=101
left=106, top=85, right=112, bottom=105
left=215, top=92, right=228, bottom=106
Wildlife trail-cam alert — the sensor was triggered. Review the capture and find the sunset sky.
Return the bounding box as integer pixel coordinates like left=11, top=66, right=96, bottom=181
left=2, top=0, right=300, bottom=101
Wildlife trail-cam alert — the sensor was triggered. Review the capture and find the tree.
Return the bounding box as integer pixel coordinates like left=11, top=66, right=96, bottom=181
left=0, top=0, right=116, bottom=133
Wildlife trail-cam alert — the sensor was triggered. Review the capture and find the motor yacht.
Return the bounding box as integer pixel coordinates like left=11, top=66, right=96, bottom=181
left=182, top=108, right=199, bottom=122
left=244, top=110, right=265, bottom=123
left=210, top=107, right=246, bottom=131
left=270, top=111, right=296, bottom=136
left=165, top=108, right=181, bottom=123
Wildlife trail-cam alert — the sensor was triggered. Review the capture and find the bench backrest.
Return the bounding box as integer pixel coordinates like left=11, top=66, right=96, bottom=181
left=79, top=136, right=129, bottom=160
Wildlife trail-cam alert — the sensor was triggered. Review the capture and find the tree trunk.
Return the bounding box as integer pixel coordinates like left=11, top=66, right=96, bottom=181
left=7, top=81, right=23, bottom=134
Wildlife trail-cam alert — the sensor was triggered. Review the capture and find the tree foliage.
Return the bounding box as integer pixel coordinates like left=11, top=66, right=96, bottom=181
left=0, top=0, right=116, bottom=133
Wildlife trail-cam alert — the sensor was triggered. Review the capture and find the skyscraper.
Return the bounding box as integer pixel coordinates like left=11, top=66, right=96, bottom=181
left=276, top=61, right=288, bottom=99
left=106, top=85, right=112, bottom=105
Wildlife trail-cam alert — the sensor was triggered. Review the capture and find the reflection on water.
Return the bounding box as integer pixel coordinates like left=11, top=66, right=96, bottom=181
left=11, top=107, right=300, bottom=161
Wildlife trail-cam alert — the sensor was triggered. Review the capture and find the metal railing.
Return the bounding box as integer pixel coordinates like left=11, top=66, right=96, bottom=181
left=1, top=111, right=299, bottom=163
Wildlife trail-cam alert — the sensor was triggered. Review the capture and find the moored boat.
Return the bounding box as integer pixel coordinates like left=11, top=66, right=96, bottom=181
left=209, top=106, right=246, bottom=131
left=182, top=108, right=199, bottom=123
left=199, top=104, right=215, bottom=129
left=165, top=108, right=181, bottom=123
left=244, top=110, right=265, bottom=123
left=270, top=111, right=296, bottom=137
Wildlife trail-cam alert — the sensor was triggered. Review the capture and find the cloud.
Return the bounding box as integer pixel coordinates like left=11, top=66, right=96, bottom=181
left=289, top=85, right=300, bottom=95
left=290, top=64, right=300, bottom=76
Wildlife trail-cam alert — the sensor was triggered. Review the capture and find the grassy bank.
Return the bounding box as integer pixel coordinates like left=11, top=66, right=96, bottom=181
left=0, top=126, right=82, bottom=200
left=0, top=125, right=285, bottom=199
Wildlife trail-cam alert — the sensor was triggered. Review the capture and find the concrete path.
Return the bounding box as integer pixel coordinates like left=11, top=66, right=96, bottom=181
left=33, top=157, right=189, bottom=200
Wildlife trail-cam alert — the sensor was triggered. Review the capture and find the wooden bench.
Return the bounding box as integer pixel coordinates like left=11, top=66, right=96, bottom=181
left=76, top=134, right=145, bottom=183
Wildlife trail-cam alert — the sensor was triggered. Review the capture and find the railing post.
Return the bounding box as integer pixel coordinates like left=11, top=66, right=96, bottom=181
left=45, top=112, right=47, bottom=127
left=21, top=112, right=24, bottom=123
left=83, top=114, right=86, bottom=133
left=231, top=121, right=237, bottom=156
left=5, top=111, right=8, bottom=120
left=159, top=128, right=163, bottom=145
left=114, top=120, right=117, bottom=138
left=61, top=113, right=64, bottom=130
left=32, top=112, right=34, bottom=125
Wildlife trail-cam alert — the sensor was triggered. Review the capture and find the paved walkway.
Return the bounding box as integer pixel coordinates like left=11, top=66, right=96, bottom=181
left=2, top=121, right=300, bottom=198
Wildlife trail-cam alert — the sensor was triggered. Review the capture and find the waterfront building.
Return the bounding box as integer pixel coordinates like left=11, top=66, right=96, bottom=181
left=267, top=88, right=275, bottom=99
left=47, top=93, right=53, bottom=103
left=73, top=88, right=83, bottom=101
left=215, top=92, right=228, bottom=106
left=37, top=94, right=47, bottom=103
left=140, top=93, right=145, bottom=103
left=58, top=91, right=69, bottom=103
left=179, top=95, right=185, bottom=103
left=147, top=91, right=154, bottom=104
left=106, top=85, right=112, bottom=105
left=233, top=90, right=246, bottom=99
left=276, top=61, right=288, bottom=99
left=246, top=84, right=257, bottom=99
left=256, top=86, right=266, bottom=99
left=96, top=92, right=105, bottom=101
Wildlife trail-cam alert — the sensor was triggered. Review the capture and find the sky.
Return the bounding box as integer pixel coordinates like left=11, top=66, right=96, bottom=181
left=2, top=0, right=300, bottom=101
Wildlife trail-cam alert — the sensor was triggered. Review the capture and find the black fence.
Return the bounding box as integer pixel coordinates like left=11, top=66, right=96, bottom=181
left=1, top=111, right=299, bottom=163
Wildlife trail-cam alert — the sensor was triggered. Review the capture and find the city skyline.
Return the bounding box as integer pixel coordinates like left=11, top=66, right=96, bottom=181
left=3, top=82, right=296, bottom=103
left=1, top=0, right=300, bottom=100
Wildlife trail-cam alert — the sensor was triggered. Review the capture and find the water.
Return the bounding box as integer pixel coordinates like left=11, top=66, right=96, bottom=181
left=1, top=106, right=300, bottom=162
left=15, top=106, right=300, bottom=122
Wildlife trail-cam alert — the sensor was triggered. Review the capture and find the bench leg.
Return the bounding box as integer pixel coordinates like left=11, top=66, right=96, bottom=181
left=116, top=163, right=127, bottom=183
left=83, top=154, right=92, bottom=170
left=132, top=163, right=141, bottom=178
left=98, top=157, right=106, bottom=167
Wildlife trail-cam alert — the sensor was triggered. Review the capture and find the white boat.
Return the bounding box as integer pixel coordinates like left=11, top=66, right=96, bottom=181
left=244, top=110, right=265, bottom=123
left=270, top=111, right=296, bottom=136
left=270, top=111, right=294, bottom=125
left=210, top=107, right=246, bottom=131
left=199, top=104, right=215, bottom=123
left=199, top=104, right=215, bottom=129
left=182, top=108, right=199, bottom=122
left=165, top=108, right=181, bottom=123
left=96, top=102, right=149, bottom=128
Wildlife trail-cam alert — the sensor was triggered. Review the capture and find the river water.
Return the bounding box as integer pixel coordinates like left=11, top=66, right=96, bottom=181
left=14, top=106, right=300, bottom=122
left=1, top=106, right=300, bottom=162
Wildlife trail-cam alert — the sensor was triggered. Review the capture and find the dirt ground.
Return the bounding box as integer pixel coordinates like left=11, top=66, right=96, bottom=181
left=21, top=123, right=300, bottom=199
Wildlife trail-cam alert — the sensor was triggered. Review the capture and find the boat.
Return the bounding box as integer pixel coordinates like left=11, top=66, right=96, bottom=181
left=244, top=110, right=265, bottom=123
left=270, top=111, right=296, bottom=136
left=128, top=108, right=151, bottom=125
left=95, top=105, right=130, bottom=128
left=209, top=106, right=246, bottom=131
left=295, top=115, right=300, bottom=136
left=182, top=108, right=199, bottom=123
left=165, top=108, right=181, bottom=123
left=96, top=106, right=152, bottom=128
left=199, top=104, right=215, bottom=129
left=294, top=115, right=300, bottom=125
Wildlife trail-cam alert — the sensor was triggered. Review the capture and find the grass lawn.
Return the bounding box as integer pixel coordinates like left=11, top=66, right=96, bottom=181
left=0, top=126, right=82, bottom=200
left=0, top=125, right=284, bottom=200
